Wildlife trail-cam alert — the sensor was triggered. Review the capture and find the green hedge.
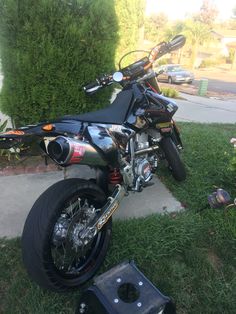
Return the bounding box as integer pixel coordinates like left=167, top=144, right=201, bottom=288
left=0, top=0, right=119, bottom=126
left=0, top=0, right=144, bottom=126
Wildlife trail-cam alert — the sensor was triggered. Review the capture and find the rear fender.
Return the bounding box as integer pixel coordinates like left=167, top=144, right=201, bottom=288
left=0, top=119, right=83, bottom=150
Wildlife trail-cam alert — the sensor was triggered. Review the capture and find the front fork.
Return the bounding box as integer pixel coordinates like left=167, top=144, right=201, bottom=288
left=146, top=75, right=162, bottom=94
left=157, top=120, right=183, bottom=150
left=145, top=75, right=183, bottom=150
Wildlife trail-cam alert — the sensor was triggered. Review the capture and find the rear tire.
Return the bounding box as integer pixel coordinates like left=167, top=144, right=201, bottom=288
left=160, top=137, right=186, bottom=181
left=22, top=178, right=112, bottom=292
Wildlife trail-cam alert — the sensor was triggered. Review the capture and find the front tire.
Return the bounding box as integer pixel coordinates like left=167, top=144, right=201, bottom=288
left=168, top=76, right=173, bottom=84
left=160, top=137, right=186, bottom=181
left=22, top=178, right=112, bottom=292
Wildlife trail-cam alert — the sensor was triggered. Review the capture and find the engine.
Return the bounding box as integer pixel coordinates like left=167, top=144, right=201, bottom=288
left=135, top=130, right=159, bottom=172
left=135, top=157, right=152, bottom=182
left=121, top=131, right=160, bottom=191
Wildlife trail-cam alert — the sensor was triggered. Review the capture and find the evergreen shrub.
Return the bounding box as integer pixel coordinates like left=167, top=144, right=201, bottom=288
left=0, top=0, right=118, bottom=125
left=0, top=0, right=144, bottom=126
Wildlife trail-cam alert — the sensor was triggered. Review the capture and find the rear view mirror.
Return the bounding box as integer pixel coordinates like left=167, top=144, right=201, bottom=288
left=113, top=71, right=123, bottom=82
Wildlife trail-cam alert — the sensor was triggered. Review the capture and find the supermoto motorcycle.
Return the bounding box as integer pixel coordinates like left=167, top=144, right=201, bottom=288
left=0, top=35, right=186, bottom=292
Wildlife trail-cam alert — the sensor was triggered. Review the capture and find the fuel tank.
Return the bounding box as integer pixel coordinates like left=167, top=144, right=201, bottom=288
left=144, top=91, right=178, bottom=124
left=126, top=90, right=178, bottom=129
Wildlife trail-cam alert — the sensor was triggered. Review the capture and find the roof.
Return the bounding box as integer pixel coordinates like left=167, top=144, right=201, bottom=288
left=227, top=41, right=236, bottom=49
left=212, top=30, right=236, bottom=39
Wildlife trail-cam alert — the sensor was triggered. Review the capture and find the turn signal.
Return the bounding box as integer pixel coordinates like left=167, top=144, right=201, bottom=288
left=3, top=130, right=25, bottom=135
left=42, top=124, right=55, bottom=132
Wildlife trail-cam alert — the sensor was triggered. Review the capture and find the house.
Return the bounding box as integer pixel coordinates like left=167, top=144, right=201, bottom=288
left=211, top=29, right=236, bottom=56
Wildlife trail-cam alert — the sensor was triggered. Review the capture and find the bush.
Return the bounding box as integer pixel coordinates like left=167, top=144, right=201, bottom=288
left=0, top=0, right=119, bottom=126
left=161, top=87, right=179, bottom=98
left=0, top=119, right=19, bottom=160
left=157, top=58, right=170, bottom=66
left=199, top=57, right=225, bottom=68
left=0, top=0, right=145, bottom=126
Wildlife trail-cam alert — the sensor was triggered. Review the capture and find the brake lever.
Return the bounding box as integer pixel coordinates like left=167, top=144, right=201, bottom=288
left=99, top=74, right=112, bottom=86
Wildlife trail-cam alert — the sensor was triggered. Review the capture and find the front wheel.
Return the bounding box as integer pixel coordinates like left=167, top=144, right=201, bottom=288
left=168, top=76, right=173, bottom=84
left=22, top=178, right=112, bottom=292
left=160, top=137, right=186, bottom=181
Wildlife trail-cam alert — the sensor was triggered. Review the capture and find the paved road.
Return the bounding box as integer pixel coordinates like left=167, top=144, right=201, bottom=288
left=193, top=78, right=236, bottom=95
left=193, top=69, right=236, bottom=95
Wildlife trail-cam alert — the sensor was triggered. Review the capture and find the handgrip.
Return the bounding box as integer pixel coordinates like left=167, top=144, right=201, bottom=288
left=167, top=35, right=186, bottom=52
left=83, top=80, right=101, bottom=94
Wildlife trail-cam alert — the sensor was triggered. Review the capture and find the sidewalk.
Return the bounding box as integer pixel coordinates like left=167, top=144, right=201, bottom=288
left=175, top=93, right=236, bottom=123
left=0, top=166, right=183, bottom=238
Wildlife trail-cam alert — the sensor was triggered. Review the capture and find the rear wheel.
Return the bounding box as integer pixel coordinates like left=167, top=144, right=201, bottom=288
left=22, top=178, right=112, bottom=292
left=160, top=137, right=186, bottom=181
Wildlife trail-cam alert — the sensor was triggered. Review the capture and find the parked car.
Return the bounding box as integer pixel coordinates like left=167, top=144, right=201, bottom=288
left=156, top=64, right=194, bottom=84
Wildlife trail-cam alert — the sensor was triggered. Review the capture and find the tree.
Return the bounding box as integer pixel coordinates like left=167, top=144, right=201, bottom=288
left=194, top=0, right=218, bottom=26
left=164, top=21, right=184, bottom=41
left=114, top=0, right=146, bottom=66
left=184, top=20, right=211, bottom=68
left=144, top=13, right=168, bottom=42
left=164, top=21, right=185, bottom=64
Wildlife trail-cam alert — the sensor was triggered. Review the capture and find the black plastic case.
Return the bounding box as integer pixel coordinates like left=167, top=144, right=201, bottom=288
left=76, top=261, right=176, bottom=314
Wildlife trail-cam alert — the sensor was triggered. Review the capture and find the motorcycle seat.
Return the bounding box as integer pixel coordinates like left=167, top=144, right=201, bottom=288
left=64, top=90, right=133, bottom=124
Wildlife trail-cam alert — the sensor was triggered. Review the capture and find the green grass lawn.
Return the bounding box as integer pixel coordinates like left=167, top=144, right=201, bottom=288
left=1, top=123, right=236, bottom=314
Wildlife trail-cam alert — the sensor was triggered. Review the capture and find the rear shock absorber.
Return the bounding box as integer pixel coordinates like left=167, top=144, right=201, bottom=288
left=109, top=168, right=123, bottom=185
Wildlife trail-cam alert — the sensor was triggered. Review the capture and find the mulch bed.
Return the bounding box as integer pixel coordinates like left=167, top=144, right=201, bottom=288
left=0, top=155, right=61, bottom=176
left=160, top=82, right=236, bottom=99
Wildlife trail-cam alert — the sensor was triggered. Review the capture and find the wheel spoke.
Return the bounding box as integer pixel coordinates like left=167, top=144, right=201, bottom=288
left=51, top=195, right=100, bottom=276
left=64, top=198, right=81, bottom=217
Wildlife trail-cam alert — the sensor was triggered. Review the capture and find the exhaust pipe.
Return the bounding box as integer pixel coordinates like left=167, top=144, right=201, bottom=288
left=47, top=136, right=107, bottom=166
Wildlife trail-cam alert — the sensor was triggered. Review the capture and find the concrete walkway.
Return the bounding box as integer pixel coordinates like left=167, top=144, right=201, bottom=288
left=0, top=166, right=183, bottom=238
left=175, top=93, right=236, bottom=123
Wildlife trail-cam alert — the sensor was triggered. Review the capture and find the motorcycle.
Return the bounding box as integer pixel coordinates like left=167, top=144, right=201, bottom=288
left=0, top=35, right=186, bottom=292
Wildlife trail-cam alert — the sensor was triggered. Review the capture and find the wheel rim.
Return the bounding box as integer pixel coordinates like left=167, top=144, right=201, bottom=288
left=168, top=77, right=172, bottom=84
left=49, top=193, right=104, bottom=278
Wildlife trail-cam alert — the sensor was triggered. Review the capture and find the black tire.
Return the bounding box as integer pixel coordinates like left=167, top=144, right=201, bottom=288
left=22, top=178, right=112, bottom=292
left=160, top=137, right=186, bottom=181
left=168, top=76, right=172, bottom=84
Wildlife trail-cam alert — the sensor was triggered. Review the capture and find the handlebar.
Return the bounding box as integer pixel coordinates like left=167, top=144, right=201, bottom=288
left=83, top=79, right=101, bottom=93
left=83, top=74, right=113, bottom=94
left=83, top=35, right=186, bottom=94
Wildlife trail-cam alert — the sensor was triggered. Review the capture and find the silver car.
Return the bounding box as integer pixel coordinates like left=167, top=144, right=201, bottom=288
left=157, top=64, right=194, bottom=84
